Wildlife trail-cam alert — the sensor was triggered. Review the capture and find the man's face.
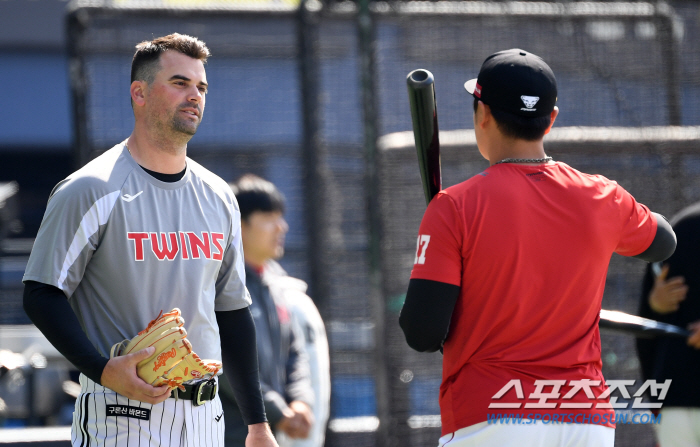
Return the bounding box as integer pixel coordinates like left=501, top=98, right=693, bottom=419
left=241, top=211, right=289, bottom=267
left=145, top=50, right=208, bottom=136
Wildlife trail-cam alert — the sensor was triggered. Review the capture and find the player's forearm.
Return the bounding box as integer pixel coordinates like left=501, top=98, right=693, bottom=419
left=400, top=278, right=460, bottom=352
left=217, top=308, right=268, bottom=426
left=22, top=280, right=108, bottom=384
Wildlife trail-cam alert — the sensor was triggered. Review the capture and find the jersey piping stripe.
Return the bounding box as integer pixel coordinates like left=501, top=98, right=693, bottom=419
left=73, top=394, right=82, bottom=447
left=72, top=415, right=77, bottom=446
left=115, top=394, right=121, bottom=447
left=81, top=393, right=91, bottom=447
left=57, top=190, right=121, bottom=290
left=101, top=388, right=107, bottom=446
left=91, top=380, right=99, bottom=447
left=148, top=399, right=154, bottom=447
left=126, top=398, right=131, bottom=447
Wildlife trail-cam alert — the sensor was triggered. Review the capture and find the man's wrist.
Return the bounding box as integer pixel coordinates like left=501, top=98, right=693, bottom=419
left=248, top=422, right=273, bottom=434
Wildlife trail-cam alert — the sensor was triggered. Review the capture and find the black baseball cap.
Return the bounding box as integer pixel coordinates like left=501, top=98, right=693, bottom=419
left=464, top=49, right=557, bottom=117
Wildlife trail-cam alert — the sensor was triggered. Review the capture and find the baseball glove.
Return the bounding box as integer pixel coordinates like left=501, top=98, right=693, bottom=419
left=110, top=308, right=222, bottom=390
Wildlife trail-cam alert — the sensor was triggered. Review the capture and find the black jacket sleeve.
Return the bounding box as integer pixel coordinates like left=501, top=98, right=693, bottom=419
left=399, top=278, right=460, bottom=352
left=636, top=265, right=660, bottom=382
left=632, top=212, right=676, bottom=262
left=22, top=280, right=108, bottom=384
left=217, top=308, right=268, bottom=426
left=283, top=322, right=313, bottom=406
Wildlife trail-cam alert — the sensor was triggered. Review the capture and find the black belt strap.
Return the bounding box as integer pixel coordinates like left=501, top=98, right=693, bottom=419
left=170, top=379, right=218, bottom=406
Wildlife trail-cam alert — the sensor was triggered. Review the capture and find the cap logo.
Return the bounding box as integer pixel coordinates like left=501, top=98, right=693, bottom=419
left=520, top=95, right=539, bottom=110
left=474, top=82, right=482, bottom=98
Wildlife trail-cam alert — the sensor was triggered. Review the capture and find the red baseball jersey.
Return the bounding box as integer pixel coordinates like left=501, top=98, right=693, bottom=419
left=410, top=161, right=657, bottom=435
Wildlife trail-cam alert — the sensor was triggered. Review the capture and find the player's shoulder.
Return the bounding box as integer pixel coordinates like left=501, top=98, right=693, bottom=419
left=186, top=158, right=238, bottom=208
left=49, top=142, right=136, bottom=201
left=553, top=161, right=616, bottom=184
left=552, top=162, right=631, bottom=202
left=436, top=174, right=485, bottom=205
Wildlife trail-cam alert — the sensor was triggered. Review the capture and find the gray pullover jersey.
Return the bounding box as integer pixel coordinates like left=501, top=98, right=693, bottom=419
left=23, top=142, right=250, bottom=362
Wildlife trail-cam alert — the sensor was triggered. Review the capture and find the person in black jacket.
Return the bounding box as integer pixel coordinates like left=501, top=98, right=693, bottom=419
left=220, top=174, right=314, bottom=446
left=639, top=201, right=700, bottom=447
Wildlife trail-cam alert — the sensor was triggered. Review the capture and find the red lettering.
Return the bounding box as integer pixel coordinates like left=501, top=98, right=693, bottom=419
left=179, top=232, right=189, bottom=259
left=127, top=232, right=149, bottom=261
left=128, top=231, right=224, bottom=261
left=211, top=232, right=224, bottom=261
left=187, top=232, right=211, bottom=259
left=150, top=232, right=179, bottom=261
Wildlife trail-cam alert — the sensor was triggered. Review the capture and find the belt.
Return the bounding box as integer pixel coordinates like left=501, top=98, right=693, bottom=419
left=169, top=379, right=218, bottom=407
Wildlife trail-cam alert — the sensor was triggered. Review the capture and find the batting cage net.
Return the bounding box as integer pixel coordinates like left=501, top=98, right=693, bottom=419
left=57, top=0, right=700, bottom=446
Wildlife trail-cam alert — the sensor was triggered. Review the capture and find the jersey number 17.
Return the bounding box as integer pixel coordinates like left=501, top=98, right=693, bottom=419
left=414, top=234, right=431, bottom=265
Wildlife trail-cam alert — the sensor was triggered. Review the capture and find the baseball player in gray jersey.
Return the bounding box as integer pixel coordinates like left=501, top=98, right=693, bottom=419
left=22, top=34, right=277, bottom=447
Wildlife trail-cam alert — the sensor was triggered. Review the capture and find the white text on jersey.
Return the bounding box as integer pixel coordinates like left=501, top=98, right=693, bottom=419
left=414, top=234, right=431, bottom=265
left=127, top=231, right=225, bottom=261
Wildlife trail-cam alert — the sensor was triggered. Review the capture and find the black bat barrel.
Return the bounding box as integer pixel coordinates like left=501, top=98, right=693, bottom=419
left=599, top=309, right=691, bottom=338
left=407, top=69, right=442, bottom=206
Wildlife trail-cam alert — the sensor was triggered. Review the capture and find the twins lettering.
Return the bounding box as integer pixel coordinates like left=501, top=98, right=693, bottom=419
left=127, top=231, right=224, bottom=261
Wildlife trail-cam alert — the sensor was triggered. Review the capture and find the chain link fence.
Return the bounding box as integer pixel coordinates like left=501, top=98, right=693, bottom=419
left=48, top=1, right=700, bottom=445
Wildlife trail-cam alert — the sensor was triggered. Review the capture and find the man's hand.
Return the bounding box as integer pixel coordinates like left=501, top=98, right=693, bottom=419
left=687, top=321, right=700, bottom=349
left=649, top=264, right=688, bottom=314
left=246, top=422, right=278, bottom=447
left=289, top=401, right=313, bottom=438
left=276, top=401, right=313, bottom=439
left=101, top=346, right=172, bottom=404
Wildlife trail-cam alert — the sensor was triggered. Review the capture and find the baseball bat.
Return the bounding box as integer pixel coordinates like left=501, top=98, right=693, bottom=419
left=406, top=69, right=442, bottom=205
left=405, top=70, right=687, bottom=341
left=599, top=309, right=691, bottom=339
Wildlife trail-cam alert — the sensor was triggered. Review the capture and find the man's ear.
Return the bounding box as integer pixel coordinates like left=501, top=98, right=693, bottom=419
left=475, top=101, right=493, bottom=130
left=130, top=81, right=147, bottom=107
left=544, top=106, right=559, bottom=135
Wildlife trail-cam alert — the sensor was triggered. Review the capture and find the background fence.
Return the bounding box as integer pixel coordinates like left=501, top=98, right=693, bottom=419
left=1, top=0, right=700, bottom=446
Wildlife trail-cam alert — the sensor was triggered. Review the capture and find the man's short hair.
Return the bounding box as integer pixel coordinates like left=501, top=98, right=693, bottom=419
left=131, top=33, right=211, bottom=84
left=473, top=98, right=552, bottom=141
left=230, top=174, right=285, bottom=222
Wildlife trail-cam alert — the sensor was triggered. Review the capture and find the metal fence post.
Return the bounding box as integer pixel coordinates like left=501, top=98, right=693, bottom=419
left=656, top=2, right=682, bottom=125
left=66, top=6, right=91, bottom=169
left=298, top=0, right=332, bottom=311
left=358, top=0, right=394, bottom=445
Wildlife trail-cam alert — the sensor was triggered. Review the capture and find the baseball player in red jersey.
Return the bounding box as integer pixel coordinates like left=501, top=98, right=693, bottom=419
left=399, top=49, right=677, bottom=446
left=23, top=34, right=277, bottom=447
